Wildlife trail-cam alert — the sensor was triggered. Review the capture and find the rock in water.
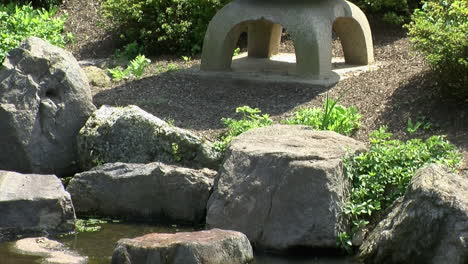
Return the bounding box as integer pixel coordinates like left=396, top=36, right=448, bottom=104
left=67, top=162, right=216, bottom=223
left=77, top=105, right=221, bottom=170
left=359, top=164, right=468, bottom=264
left=0, top=37, right=96, bottom=176
left=112, top=229, right=253, bottom=264
left=0, top=170, right=76, bottom=242
left=14, top=237, right=87, bottom=264
left=206, top=125, right=366, bottom=250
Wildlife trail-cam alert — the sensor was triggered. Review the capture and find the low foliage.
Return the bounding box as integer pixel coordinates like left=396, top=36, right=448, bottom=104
left=0, top=0, right=61, bottom=8
left=214, top=106, right=273, bottom=151
left=75, top=218, right=108, bottom=233
left=283, top=95, right=361, bottom=136
left=108, top=54, right=151, bottom=81
left=342, top=126, right=461, bottom=247
left=0, top=3, right=72, bottom=63
left=113, top=41, right=144, bottom=61
left=350, top=0, right=421, bottom=24
left=101, top=0, right=230, bottom=55
left=405, top=0, right=467, bottom=96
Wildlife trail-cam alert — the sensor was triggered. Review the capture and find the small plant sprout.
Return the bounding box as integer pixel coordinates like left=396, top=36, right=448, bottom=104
left=166, top=63, right=180, bottom=72
left=182, top=56, right=191, bottom=63
left=214, top=106, right=273, bottom=151
left=407, top=117, right=432, bottom=134
left=108, top=54, right=151, bottom=81
left=233, top=47, right=241, bottom=57
left=171, top=142, right=182, bottom=162
left=283, top=93, right=361, bottom=136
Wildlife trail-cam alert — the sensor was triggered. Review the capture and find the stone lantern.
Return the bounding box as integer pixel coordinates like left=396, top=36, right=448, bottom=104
left=200, top=0, right=374, bottom=85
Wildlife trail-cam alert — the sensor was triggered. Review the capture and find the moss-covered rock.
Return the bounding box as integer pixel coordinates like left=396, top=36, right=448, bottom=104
left=77, top=105, right=221, bottom=170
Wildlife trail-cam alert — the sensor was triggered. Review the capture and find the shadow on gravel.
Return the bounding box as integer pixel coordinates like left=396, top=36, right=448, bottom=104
left=377, top=70, right=468, bottom=170
left=367, top=16, right=408, bottom=48
left=93, top=71, right=329, bottom=132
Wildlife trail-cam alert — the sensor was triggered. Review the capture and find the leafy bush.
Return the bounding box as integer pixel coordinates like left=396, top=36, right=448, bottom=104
left=343, top=126, right=461, bottom=243
left=108, top=54, right=151, bottom=81
left=283, top=95, right=361, bottom=136
left=0, top=3, right=72, bottom=62
left=350, top=0, right=421, bottom=24
left=405, top=0, right=467, bottom=96
left=0, top=0, right=61, bottom=8
left=214, top=106, right=273, bottom=151
left=101, top=0, right=230, bottom=55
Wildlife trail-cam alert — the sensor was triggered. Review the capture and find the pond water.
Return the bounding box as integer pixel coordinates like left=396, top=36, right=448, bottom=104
left=0, top=222, right=357, bottom=264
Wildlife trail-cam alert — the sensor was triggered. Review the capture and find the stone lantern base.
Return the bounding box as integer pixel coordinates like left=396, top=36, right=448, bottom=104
left=200, top=0, right=374, bottom=86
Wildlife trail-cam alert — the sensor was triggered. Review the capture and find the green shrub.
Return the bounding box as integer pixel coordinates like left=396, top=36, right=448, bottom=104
left=0, top=0, right=62, bottom=9
left=101, top=0, right=230, bottom=55
left=405, top=0, right=467, bottom=96
left=214, top=106, right=273, bottom=151
left=282, top=95, right=361, bottom=136
left=343, top=126, right=461, bottom=244
left=0, top=3, right=72, bottom=63
left=350, top=0, right=421, bottom=24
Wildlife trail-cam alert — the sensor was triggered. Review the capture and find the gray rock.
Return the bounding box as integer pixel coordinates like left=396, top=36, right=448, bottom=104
left=206, top=125, right=366, bottom=250
left=14, top=237, right=87, bottom=264
left=358, top=164, right=468, bottom=264
left=77, top=105, right=221, bottom=170
left=0, top=37, right=96, bottom=176
left=0, top=171, right=76, bottom=242
left=82, top=66, right=111, bottom=87
left=67, top=162, right=216, bottom=223
left=111, top=229, right=253, bottom=264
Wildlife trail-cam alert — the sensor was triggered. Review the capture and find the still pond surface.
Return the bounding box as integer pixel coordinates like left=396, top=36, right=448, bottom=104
left=0, top=222, right=356, bottom=264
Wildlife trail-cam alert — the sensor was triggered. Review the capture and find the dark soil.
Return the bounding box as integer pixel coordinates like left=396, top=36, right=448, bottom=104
left=60, top=0, right=468, bottom=172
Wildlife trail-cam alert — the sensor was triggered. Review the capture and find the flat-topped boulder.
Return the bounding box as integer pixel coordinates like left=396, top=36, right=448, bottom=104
left=14, top=237, right=87, bottom=264
left=67, top=162, right=216, bottom=223
left=0, top=37, right=96, bottom=176
left=77, top=105, right=221, bottom=170
left=359, top=164, right=468, bottom=264
left=206, top=125, right=366, bottom=250
left=0, top=171, right=76, bottom=242
left=112, top=229, right=253, bottom=264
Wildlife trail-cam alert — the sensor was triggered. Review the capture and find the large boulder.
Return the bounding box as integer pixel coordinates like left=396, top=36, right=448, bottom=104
left=0, top=37, right=96, bottom=176
left=67, top=162, right=216, bottom=223
left=77, top=105, right=221, bottom=170
left=0, top=171, right=76, bottom=242
left=112, top=229, right=253, bottom=264
left=206, top=125, right=366, bottom=250
left=358, top=164, right=468, bottom=264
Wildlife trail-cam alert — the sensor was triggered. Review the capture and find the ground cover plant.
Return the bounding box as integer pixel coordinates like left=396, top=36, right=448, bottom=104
left=214, top=106, right=273, bottom=151
left=108, top=54, right=151, bottom=81
left=283, top=95, right=361, bottom=136
left=0, top=3, right=72, bottom=62
left=215, top=96, right=362, bottom=151
left=340, top=126, right=462, bottom=250
left=406, top=0, right=467, bottom=97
